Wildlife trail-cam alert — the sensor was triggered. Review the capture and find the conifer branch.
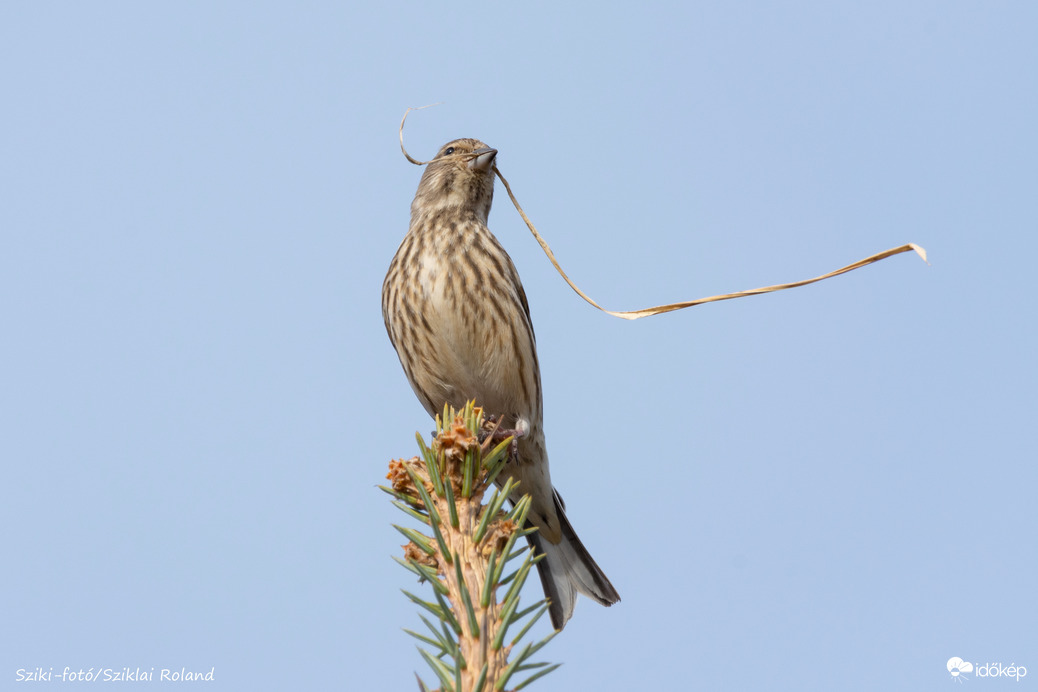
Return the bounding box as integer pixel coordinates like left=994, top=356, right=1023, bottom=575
left=383, top=402, right=557, bottom=691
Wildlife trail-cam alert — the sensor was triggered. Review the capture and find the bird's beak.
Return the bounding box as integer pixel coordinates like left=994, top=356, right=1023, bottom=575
left=468, top=147, right=498, bottom=172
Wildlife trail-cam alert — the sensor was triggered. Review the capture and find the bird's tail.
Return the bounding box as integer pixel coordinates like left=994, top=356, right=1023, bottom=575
left=525, top=492, right=620, bottom=630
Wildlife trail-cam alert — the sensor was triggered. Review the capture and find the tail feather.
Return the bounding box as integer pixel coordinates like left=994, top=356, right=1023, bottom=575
left=525, top=494, right=620, bottom=630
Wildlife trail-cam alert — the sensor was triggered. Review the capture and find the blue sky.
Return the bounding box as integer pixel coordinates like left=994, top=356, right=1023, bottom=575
left=3, top=2, right=1036, bottom=690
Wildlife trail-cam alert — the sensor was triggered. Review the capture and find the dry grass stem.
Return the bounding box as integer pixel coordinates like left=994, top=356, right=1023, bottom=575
left=398, top=104, right=928, bottom=321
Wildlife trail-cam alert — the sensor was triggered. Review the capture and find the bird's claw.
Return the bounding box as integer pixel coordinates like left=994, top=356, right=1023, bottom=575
left=481, top=414, right=524, bottom=459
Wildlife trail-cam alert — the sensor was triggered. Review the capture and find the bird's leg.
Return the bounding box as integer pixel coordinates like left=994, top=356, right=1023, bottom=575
left=481, top=414, right=525, bottom=459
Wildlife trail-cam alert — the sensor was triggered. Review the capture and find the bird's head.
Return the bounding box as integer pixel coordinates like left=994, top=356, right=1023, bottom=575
left=412, top=138, right=497, bottom=221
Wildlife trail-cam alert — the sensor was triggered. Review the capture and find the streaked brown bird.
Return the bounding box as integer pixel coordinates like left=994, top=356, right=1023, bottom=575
left=382, top=138, right=619, bottom=630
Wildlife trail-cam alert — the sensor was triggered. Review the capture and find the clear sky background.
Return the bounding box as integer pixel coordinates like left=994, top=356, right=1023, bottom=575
left=3, top=3, right=1036, bottom=691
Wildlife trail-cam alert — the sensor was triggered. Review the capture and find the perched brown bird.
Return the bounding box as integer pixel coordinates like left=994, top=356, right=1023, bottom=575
left=382, top=138, right=619, bottom=629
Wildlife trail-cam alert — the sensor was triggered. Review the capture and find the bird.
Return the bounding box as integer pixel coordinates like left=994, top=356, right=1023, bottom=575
left=382, top=137, right=619, bottom=630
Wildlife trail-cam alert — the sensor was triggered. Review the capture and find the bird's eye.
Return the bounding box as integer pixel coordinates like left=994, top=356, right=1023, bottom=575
left=444, top=147, right=455, bottom=156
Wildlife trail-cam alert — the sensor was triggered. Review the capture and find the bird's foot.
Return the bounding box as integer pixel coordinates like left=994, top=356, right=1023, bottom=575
left=480, top=415, right=525, bottom=459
